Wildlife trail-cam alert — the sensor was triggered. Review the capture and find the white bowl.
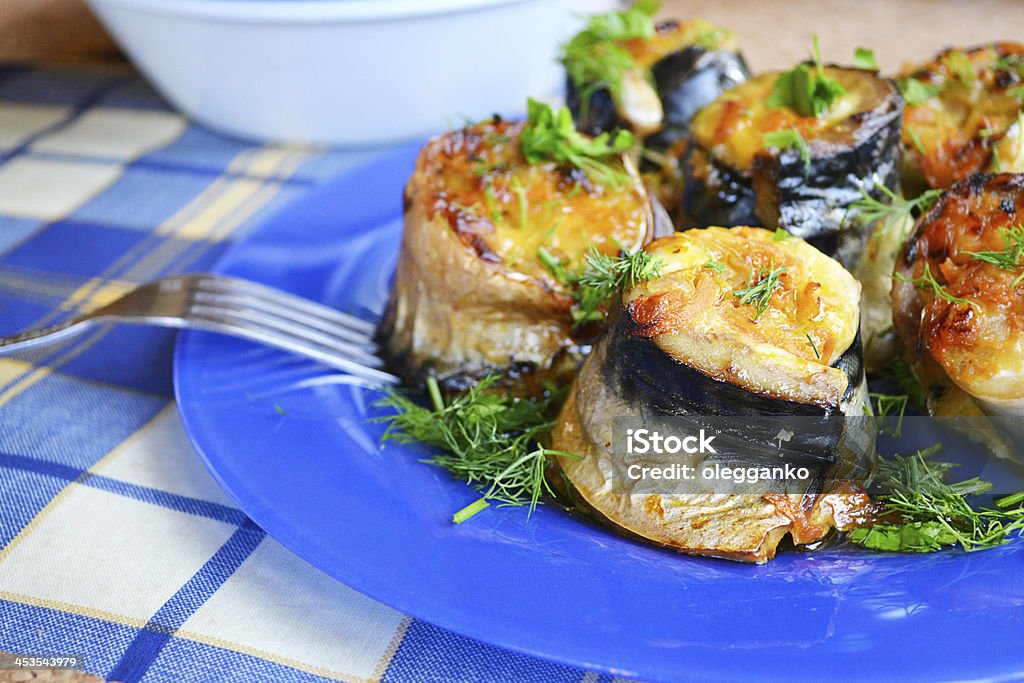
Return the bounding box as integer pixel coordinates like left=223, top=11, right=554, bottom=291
left=87, top=0, right=596, bottom=146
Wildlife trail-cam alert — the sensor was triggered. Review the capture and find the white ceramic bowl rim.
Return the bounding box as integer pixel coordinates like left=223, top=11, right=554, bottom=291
left=92, top=0, right=534, bottom=23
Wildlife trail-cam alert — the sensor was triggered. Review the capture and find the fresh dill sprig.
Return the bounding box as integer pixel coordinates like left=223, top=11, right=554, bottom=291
left=867, top=392, right=909, bottom=437
left=763, top=129, right=811, bottom=176
left=733, top=264, right=787, bottom=320
left=733, top=263, right=787, bottom=321
left=520, top=99, right=635, bottom=187
left=892, top=262, right=978, bottom=309
left=806, top=333, right=821, bottom=359
left=966, top=224, right=1024, bottom=286
left=766, top=34, right=847, bottom=117
left=374, top=375, right=576, bottom=523
left=561, top=0, right=660, bottom=103
left=854, top=47, right=879, bottom=71
left=906, top=128, right=928, bottom=156
left=539, top=245, right=662, bottom=325
left=850, top=445, right=1024, bottom=552
left=703, top=258, right=725, bottom=273
left=849, top=185, right=942, bottom=233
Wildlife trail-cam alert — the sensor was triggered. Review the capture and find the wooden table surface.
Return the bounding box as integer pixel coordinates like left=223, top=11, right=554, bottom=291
left=1, top=0, right=1021, bottom=67
left=661, top=0, right=1024, bottom=72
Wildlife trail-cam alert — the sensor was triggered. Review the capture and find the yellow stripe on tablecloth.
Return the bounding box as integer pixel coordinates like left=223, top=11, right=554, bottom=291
left=0, top=405, right=169, bottom=562
left=0, top=143, right=312, bottom=399
left=0, top=589, right=149, bottom=629
left=370, top=615, right=412, bottom=682
left=173, top=629, right=372, bottom=683
left=59, top=278, right=135, bottom=312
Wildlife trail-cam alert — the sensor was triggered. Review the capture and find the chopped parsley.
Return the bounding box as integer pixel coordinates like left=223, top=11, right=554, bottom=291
left=766, top=35, right=847, bottom=117
left=763, top=128, right=811, bottom=176
left=520, top=99, right=635, bottom=187
left=897, top=78, right=942, bottom=105
left=854, top=47, right=879, bottom=71
left=561, top=0, right=660, bottom=105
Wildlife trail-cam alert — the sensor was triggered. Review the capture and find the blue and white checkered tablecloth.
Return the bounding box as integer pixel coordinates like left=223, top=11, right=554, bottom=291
left=0, top=62, right=634, bottom=683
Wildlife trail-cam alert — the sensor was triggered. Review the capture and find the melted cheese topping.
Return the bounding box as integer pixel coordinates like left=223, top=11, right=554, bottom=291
left=623, top=227, right=861, bottom=407
left=691, top=68, right=888, bottom=172
left=419, top=119, right=652, bottom=285
left=901, top=43, right=1024, bottom=188
left=899, top=175, right=1024, bottom=403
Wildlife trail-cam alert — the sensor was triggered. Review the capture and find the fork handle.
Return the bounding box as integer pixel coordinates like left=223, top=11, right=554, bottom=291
left=0, top=317, right=93, bottom=353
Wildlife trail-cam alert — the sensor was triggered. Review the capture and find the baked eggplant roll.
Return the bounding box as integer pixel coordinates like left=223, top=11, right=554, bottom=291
left=900, top=43, right=1024, bottom=192
left=379, top=116, right=669, bottom=393
left=552, top=227, right=875, bottom=563
left=682, top=66, right=902, bottom=266
left=893, top=173, right=1024, bottom=417
left=563, top=2, right=748, bottom=146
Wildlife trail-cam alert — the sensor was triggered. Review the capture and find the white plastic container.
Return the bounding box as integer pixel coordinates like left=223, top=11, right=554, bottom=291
left=87, top=0, right=583, bottom=146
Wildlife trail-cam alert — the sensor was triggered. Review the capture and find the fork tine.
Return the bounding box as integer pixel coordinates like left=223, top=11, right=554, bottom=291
left=192, top=289, right=377, bottom=350
left=198, top=275, right=378, bottom=336
left=189, top=303, right=386, bottom=368
left=186, top=314, right=399, bottom=385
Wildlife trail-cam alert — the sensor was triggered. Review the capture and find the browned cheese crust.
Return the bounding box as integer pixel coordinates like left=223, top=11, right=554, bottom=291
left=380, top=118, right=666, bottom=392
left=893, top=173, right=1024, bottom=416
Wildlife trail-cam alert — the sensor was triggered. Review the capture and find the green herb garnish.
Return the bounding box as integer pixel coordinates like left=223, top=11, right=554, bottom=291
left=850, top=444, right=1024, bottom=552
left=906, top=128, right=927, bottom=156
left=806, top=333, right=821, bottom=359
left=520, top=99, right=635, bottom=187
left=540, top=245, right=662, bottom=325
left=850, top=185, right=942, bottom=233
left=773, top=227, right=792, bottom=241
left=375, top=375, right=577, bottom=523
left=897, top=78, right=942, bottom=105
left=763, top=128, right=811, bottom=176
left=966, top=224, right=1024, bottom=286
left=867, top=392, right=909, bottom=437
left=561, top=0, right=660, bottom=106
left=854, top=47, right=879, bottom=71
left=941, top=49, right=976, bottom=88
left=733, top=263, right=787, bottom=321
left=766, top=35, right=847, bottom=117
left=703, top=258, right=725, bottom=273
left=892, top=262, right=977, bottom=309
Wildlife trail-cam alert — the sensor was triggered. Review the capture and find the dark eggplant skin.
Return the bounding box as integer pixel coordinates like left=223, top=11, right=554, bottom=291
left=567, top=37, right=749, bottom=145
left=551, top=296, right=876, bottom=562
left=682, top=67, right=903, bottom=268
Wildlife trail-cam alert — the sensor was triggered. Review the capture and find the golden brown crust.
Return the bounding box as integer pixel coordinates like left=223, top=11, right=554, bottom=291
left=901, top=43, right=1024, bottom=189
left=893, top=173, right=1024, bottom=413
left=380, top=119, right=665, bottom=391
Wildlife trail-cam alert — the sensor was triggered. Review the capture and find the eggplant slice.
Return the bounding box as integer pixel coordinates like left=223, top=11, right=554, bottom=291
left=900, top=43, right=1024, bottom=193
left=893, top=173, right=1024, bottom=417
left=379, top=117, right=670, bottom=394
left=682, top=67, right=902, bottom=267
left=566, top=18, right=749, bottom=144
left=552, top=227, right=876, bottom=563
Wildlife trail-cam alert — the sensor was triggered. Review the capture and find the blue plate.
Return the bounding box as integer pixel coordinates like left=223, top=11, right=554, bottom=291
left=174, top=144, right=1024, bottom=683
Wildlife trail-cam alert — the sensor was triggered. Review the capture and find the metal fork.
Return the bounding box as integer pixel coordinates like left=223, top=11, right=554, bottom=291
left=0, top=274, right=398, bottom=386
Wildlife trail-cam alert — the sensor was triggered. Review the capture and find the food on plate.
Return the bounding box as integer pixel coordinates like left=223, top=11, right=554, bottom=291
left=682, top=40, right=902, bottom=267
left=892, top=172, right=1024, bottom=417
left=562, top=0, right=748, bottom=146
left=899, top=43, right=1024, bottom=193
left=551, top=227, right=876, bottom=562
left=378, top=100, right=671, bottom=394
